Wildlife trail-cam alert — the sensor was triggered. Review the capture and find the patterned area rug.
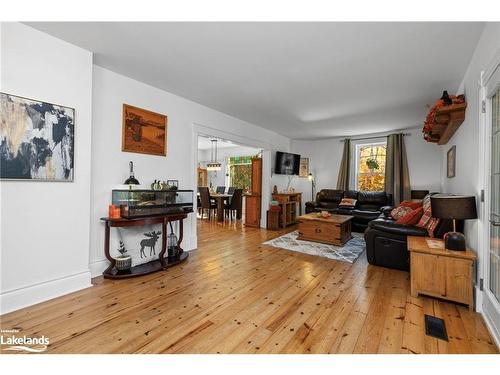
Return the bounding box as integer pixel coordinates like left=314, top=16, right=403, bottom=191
left=263, top=231, right=366, bottom=263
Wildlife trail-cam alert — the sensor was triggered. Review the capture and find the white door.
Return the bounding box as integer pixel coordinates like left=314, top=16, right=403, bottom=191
left=489, top=89, right=500, bottom=304
left=481, top=51, right=500, bottom=342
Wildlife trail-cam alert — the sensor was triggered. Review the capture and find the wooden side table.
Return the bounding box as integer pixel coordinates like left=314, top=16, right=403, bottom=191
left=407, top=236, right=476, bottom=310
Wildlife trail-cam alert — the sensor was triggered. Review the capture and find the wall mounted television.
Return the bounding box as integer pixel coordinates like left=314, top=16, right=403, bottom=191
left=274, top=151, right=301, bottom=175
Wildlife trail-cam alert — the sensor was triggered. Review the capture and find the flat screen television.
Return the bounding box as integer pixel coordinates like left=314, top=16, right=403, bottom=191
left=274, top=151, right=301, bottom=175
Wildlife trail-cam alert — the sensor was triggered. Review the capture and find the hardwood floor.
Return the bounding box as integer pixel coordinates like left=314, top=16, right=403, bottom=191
left=1, top=219, right=498, bottom=354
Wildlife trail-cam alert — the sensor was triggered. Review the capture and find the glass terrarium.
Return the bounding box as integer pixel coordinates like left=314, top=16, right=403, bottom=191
left=112, top=189, right=194, bottom=218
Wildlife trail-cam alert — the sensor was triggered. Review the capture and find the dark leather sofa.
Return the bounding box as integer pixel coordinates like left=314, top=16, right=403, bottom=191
left=364, top=211, right=461, bottom=271
left=305, top=189, right=392, bottom=232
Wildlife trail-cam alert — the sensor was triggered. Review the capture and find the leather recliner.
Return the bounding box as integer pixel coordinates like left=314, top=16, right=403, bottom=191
left=364, top=212, right=461, bottom=271
left=305, top=189, right=392, bottom=232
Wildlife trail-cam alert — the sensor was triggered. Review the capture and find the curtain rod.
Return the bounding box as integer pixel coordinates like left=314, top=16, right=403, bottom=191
left=339, top=132, right=411, bottom=142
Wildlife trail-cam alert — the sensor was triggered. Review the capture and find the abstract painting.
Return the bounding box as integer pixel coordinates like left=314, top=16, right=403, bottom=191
left=122, top=104, right=167, bottom=156
left=0, top=93, right=75, bottom=181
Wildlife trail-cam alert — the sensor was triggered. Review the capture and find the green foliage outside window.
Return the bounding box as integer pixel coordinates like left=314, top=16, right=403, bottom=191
left=357, top=144, right=386, bottom=191
left=228, top=156, right=253, bottom=193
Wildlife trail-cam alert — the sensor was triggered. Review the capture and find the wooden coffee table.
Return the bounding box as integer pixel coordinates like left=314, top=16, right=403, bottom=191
left=297, top=213, right=353, bottom=246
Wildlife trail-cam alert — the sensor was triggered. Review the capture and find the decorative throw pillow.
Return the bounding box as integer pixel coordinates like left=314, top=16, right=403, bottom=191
left=427, top=217, right=441, bottom=238
left=416, top=194, right=433, bottom=228
left=391, top=206, right=413, bottom=220
left=338, top=198, right=357, bottom=208
left=396, top=207, right=424, bottom=225
left=400, top=200, right=423, bottom=210
left=416, top=194, right=440, bottom=237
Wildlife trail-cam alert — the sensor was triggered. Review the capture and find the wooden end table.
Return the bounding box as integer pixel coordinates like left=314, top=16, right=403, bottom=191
left=407, top=236, right=476, bottom=310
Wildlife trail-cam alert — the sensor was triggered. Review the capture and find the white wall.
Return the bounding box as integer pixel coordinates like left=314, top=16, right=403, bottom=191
left=291, top=127, right=442, bottom=211
left=0, top=23, right=93, bottom=314
left=439, top=23, right=500, bottom=343
left=89, top=66, right=290, bottom=277
left=440, top=23, right=500, bottom=251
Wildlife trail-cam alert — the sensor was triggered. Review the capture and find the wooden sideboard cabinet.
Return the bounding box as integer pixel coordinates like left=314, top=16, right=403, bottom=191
left=407, top=236, right=476, bottom=310
left=245, top=157, right=262, bottom=228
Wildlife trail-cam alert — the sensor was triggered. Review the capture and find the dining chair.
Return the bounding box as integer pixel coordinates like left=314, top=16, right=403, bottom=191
left=216, top=186, right=226, bottom=194
left=227, top=186, right=235, bottom=195
left=224, top=189, right=243, bottom=220
left=198, top=187, right=217, bottom=219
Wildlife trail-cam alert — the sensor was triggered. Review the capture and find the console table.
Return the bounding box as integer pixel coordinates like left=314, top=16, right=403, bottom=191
left=272, top=192, right=302, bottom=228
left=100, top=213, right=189, bottom=279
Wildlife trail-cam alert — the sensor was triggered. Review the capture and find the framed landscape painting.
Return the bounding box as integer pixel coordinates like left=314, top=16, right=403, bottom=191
left=122, top=104, right=167, bottom=156
left=0, top=92, right=75, bottom=181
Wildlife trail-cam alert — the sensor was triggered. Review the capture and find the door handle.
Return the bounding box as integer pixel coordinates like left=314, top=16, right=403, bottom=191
left=490, top=220, right=500, bottom=227
left=315, top=228, right=322, bottom=233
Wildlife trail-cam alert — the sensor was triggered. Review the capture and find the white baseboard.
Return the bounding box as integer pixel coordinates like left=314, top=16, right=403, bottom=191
left=186, top=235, right=197, bottom=251
left=89, top=259, right=108, bottom=278
left=0, top=270, right=92, bottom=315
left=481, top=292, right=500, bottom=349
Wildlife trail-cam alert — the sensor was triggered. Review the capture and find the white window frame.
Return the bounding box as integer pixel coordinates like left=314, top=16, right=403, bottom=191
left=350, top=139, right=387, bottom=191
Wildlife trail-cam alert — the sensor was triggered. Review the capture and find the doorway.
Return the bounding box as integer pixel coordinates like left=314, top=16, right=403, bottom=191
left=196, top=134, right=263, bottom=231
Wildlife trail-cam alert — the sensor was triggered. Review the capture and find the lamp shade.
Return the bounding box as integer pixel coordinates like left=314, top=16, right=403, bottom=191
left=430, top=194, right=477, bottom=220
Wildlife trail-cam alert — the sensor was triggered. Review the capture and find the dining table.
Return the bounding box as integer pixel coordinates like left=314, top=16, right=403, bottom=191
left=209, top=193, right=234, bottom=222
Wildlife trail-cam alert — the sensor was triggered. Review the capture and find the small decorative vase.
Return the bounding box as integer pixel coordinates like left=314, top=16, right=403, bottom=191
left=115, top=255, right=132, bottom=271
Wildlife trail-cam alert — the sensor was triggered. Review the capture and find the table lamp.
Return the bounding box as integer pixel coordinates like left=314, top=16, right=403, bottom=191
left=430, top=194, right=477, bottom=251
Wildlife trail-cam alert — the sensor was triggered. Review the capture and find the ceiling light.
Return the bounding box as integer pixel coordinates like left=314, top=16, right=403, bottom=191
left=207, top=139, right=221, bottom=171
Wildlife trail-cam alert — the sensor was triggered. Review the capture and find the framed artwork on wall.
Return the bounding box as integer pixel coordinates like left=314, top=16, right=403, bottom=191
left=122, top=104, right=167, bottom=156
left=447, top=145, right=456, bottom=178
left=299, top=157, right=309, bottom=178
left=0, top=92, right=75, bottom=181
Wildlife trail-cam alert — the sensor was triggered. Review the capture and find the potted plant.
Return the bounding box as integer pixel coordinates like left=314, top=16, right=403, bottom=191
left=366, top=158, right=380, bottom=171
left=115, top=240, right=132, bottom=271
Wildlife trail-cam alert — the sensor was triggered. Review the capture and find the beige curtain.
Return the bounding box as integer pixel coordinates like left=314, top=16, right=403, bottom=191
left=336, top=139, right=350, bottom=190
left=385, top=133, right=411, bottom=205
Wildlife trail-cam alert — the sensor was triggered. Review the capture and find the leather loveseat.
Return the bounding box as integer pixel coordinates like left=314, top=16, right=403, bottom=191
left=305, top=189, right=392, bottom=232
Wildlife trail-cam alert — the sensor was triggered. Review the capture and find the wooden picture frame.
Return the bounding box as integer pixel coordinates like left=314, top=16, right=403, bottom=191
left=122, top=104, right=167, bottom=156
left=299, top=157, right=309, bottom=178
left=447, top=145, right=456, bottom=178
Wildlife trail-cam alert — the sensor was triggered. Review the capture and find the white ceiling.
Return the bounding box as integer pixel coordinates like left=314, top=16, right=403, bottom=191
left=27, top=22, right=485, bottom=139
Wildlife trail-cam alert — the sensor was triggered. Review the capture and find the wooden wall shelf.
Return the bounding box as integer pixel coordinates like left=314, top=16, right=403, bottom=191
left=427, top=102, right=466, bottom=145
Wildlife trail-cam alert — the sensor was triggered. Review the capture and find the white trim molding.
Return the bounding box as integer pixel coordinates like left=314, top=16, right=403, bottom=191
left=0, top=270, right=92, bottom=315
left=476, top=47, right=500, bottom=347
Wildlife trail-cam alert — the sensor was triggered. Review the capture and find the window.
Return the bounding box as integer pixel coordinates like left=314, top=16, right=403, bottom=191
left=355, top=142, right=387, bottom=191
left=227, top=156, right=253, bottom=193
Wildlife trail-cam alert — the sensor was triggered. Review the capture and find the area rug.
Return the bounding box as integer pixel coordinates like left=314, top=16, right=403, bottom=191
left=263, top=231, right=365, bottom=263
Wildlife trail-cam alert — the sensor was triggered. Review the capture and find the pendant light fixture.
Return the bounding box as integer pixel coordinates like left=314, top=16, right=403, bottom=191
left=206, top=139, right=222, bottom=171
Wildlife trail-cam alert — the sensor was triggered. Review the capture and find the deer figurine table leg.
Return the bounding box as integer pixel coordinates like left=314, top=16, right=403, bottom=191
left=159, top=220, right=167, bottom=268
left=103, top=223, right=116, bottom=274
